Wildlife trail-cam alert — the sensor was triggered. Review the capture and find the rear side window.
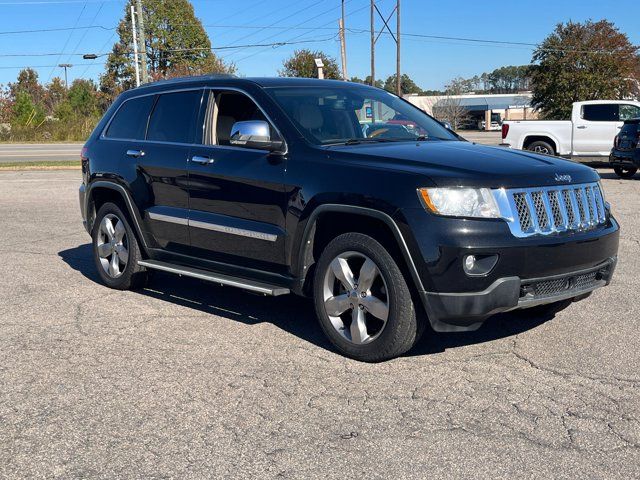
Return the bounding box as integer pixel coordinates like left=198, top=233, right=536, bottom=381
left=582, top=104, right=619, bottom=122
left=105, top=95, right=155, bottom=139
left=147, top=90, right=202, bottom=143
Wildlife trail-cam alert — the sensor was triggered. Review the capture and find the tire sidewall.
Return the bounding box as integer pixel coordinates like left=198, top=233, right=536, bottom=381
left=313, top=233, right=416, bottom=360
left=92, top=202, right=142, bottom=289
left=527, top=141, right=555, bottom=156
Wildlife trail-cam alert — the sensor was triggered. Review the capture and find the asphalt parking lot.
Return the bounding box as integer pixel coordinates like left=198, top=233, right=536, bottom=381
left=1, top=169, right=639, bottom=479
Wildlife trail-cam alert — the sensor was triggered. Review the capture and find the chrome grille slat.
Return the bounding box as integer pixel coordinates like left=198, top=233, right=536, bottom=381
left=494, top=182, right=607, bottom=238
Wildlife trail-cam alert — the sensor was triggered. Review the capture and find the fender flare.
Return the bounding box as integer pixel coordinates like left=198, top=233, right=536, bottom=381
left=295, top=204, right=425, bottom=293
left=85, top=180, right=149, bottom=249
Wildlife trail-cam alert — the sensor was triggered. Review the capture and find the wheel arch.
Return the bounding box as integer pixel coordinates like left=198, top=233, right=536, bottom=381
left=294, top=204, right=425, bottom=297
left=86, top=181, right=148, bottom=250
left=522, top=135, right=558, bottom=155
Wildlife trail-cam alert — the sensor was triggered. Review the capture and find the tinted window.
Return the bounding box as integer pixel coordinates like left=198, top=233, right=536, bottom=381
left=147, top=90, right=202, bottom=143
left=582, top=104, right=619, bottom=122
left=619, top=104, right=640, bottom=121
left=105, top=95, right=154, bottom=139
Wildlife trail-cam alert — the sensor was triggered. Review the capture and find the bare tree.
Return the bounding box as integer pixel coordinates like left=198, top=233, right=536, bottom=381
left=434, top=96, right=469, bottom=130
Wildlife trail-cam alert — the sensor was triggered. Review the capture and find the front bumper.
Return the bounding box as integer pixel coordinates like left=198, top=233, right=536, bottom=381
left=421, top=257, right=616, bottom=332
left=397, top=208, right=620, bottom=332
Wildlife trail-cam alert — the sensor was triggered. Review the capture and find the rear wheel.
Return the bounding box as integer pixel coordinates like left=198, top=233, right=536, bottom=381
left=92, top=202, right=148, bottom=290
left=613, top=166, right=637, bottom=179
left=526, top=140, right=555, bottom=156
left=313, top=233, right=422, bottom=362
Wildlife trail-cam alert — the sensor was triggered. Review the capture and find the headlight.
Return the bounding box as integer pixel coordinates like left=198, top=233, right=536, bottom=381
left=418, top=187, right=500, bottom=218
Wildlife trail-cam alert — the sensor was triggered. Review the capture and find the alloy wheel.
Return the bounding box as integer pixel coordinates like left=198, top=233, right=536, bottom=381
left=96, top=213, right=129, bottom=278
left=322, top=251, right=389, bottom=345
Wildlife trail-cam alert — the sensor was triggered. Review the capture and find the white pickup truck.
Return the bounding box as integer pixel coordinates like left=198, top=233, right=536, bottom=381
left=501, top=100, right=640, bottom=158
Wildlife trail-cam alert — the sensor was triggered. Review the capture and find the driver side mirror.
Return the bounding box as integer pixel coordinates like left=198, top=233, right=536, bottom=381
left=230, top=120, right=283, bottom=152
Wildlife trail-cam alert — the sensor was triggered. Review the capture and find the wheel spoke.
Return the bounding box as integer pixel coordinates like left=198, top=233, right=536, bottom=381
left=114, top=220, right=126, bottom=243
left=362, top=295, right=389, bottom=322
left=114, top=244, right=128, bottom=263
left=324, top=294, right=351, bottom=316
left=350, top=308, right=368, bottom=344
left=357, top=258, right=378, bottom=292
left=97, top=243, right=111, bottom=258
left=101, top=217, right=116, bottom=241
left=330, top=257, right=355, bottom=290
left=108, top=253, right=120, bottom=277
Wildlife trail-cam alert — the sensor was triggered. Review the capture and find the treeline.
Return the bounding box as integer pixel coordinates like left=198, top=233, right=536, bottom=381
left=0, top=68, right=106, bottom=142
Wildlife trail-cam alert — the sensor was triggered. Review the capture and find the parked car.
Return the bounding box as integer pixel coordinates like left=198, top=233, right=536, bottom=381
left=501, top=100, right=640, bottom=157
left=79, top=76, right=619, bottom=362
left=609, top=118, right=640, bottom=178
left=361, top=122, right=416, bottom=139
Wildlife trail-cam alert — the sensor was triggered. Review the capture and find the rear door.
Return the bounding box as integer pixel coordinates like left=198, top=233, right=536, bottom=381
left=186, top=89, right=288, bottom=274
left=573, top=103, right=620, bottom=156
left=137, top=89, right=204, bottom=254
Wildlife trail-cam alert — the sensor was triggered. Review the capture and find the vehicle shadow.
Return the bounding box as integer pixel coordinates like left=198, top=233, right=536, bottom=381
left=597, top=171, right=639, bottom=180
left=59, top=243, right=556, bottom=359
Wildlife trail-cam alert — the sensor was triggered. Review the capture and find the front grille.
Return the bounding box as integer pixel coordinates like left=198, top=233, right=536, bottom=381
left=499, top=182, right=606, bottom=238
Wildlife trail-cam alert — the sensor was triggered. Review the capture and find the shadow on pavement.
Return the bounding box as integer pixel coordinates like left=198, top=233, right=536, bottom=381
left=597, top=171, right=639, bottom=181
left=59, top=243, right=555, bottom=359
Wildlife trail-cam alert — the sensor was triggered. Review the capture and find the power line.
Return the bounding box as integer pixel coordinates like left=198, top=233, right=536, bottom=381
left=0, top=25, right=114, bottom=35
left=45, top=1, right=87, bottom=82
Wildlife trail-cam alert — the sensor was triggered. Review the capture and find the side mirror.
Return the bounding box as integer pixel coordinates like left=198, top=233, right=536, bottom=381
left=230, top=120, right=283, bottom=152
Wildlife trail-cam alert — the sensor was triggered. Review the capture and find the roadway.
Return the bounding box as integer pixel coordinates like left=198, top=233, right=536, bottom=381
left=0, top=143, right=82, bottom=163
left=0, top=169, right=638, bottom=478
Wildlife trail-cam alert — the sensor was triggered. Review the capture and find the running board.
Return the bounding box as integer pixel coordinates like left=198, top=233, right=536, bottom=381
left=138, top=260, right=290, bottom=296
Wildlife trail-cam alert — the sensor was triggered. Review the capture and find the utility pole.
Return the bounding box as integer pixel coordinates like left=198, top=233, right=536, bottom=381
left=58, top=64, right=72, bottom=90
left=339, top=0, right=348, bottom=81
left=396, top=0, right=401, bottom=96
left=370, top=0, right=401, bottom=93
left=370, top=0, right=375, bottom=87
left=130, top=5, right=141, bottom=87
left=135, top=0, right=149, bottom=84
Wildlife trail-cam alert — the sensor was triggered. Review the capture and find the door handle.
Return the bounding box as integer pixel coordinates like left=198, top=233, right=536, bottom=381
left=126, top=149, right=145, bottom=158
left=576, top=125, right=587, bottom=129
left=190, top=155, right=214, bottom=165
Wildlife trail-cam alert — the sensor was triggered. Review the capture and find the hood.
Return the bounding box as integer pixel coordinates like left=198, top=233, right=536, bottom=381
left=326, top=140, right=599, bottom=188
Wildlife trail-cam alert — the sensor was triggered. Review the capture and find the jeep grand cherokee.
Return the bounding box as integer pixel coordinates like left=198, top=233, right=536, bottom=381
left=79, top=76, right=619, bottom=362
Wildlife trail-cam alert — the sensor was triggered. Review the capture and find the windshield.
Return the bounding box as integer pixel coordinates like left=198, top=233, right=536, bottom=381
left=266, top=85, right=458, bottom=145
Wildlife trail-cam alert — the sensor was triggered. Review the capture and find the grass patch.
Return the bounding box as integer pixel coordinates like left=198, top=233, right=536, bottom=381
left=0, top=160, right=80, bottom=170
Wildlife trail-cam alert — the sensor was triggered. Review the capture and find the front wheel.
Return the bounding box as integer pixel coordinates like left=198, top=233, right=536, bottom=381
left=313, top=233, right=422, bottom=362
left=613, top=166, right=637, bottom=179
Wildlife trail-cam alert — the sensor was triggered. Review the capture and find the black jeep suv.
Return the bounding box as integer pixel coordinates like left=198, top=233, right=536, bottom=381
left=79, top=76, right=619, bottom=361
left=610, top=118, right=640, bottom=179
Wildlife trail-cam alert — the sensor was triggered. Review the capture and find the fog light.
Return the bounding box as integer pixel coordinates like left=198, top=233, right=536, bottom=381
left=463, top=254, right=498, bottom=276
left=464, top=255, right=476, bottom=271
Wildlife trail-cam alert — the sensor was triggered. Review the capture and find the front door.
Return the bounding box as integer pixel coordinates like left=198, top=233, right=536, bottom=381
left=187, top=90, right=288, bottom=274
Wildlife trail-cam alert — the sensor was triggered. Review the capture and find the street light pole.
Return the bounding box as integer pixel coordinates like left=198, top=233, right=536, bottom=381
left=130, top=5, right=141, bottom=87
left=58, top=64, right=72, bottom=90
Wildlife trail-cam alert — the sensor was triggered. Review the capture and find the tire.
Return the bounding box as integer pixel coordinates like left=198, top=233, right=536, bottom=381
left=313, top=232, right=422, bottom=362
left=613, top=166, right=637, bottom=179
left=92, top=202, right=148, bottom=290
left=526, top=140, right=555, bottom=156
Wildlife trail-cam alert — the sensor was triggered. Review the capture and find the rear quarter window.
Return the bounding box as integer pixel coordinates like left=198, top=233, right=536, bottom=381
left=105, top=95, right=155, bottom=140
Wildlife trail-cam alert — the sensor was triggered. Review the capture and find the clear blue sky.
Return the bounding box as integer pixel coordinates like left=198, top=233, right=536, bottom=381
left=0, top=0, right=638, bottom=89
